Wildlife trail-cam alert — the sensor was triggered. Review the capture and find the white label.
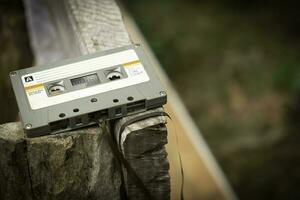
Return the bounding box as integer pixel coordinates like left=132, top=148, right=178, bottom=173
left=22, top=49, right=149, bottom=110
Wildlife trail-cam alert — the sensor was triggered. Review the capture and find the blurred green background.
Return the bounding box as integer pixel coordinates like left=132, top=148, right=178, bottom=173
left=124, top=0, right=300, bottom=199
left=0, top=0, right=33, bottom=122
left=1, top=0, right=300, bottom=199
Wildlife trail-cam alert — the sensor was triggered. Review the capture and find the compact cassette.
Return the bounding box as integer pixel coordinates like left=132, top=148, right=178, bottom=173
left=10, top=45, right=167, bottom=137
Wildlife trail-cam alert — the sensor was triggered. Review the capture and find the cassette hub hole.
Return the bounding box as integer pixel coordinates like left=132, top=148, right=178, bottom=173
left=113, top=99, right=119, bottom=103
left=73, top=108, right=79, bottom=112
left=48, top=81, right=65, bottom=96
left=59, top=113, right=66, bottom=118
left=106, top=67, right=123, bottom=81
left=107, top=72, right=122, bottom=81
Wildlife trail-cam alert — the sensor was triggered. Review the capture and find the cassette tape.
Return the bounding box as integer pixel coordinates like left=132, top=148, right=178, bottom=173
left=10, top=45, right=167, bottom=137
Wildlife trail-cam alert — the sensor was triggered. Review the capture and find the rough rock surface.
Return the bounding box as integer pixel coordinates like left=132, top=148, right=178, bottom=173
left=0, top=122, right=121, bottom=200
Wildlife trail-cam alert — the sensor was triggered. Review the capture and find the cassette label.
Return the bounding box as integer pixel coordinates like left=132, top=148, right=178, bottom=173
left=21, top=49, right=149, bottom=110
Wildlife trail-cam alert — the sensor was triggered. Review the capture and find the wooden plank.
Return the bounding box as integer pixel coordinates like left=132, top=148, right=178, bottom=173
left=24, top=0, right=82, bottom=64
left=0, top=0, right=170, bottom=199
left=120, top=5, right=238, bottom=200
left=115, top=108, right=170, bottom=200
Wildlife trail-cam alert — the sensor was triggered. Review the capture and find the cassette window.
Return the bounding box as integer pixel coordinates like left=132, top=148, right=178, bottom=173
left=71, top=73, right=100, bottom=87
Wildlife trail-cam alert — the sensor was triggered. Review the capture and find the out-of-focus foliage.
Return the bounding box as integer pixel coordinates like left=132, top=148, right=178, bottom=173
left=125, top=0, right=300, bottom=199
left=0, top=0, right=33, bottom=123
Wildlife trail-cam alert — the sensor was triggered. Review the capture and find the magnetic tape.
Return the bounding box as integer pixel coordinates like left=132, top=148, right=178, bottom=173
left=10, top=45, right=167, bottom=137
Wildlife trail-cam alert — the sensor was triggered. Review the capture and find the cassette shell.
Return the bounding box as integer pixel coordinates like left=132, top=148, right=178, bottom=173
left=10, top=45, right=167, bottom=137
